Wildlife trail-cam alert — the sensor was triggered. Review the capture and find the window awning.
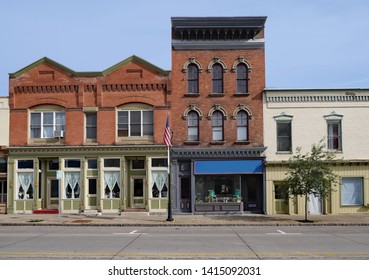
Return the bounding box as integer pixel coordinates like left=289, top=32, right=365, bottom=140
left=194, top=160, right=263, bottom=175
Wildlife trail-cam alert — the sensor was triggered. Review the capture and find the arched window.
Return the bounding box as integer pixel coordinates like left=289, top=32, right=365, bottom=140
left=187, top=64, right=199, bottom=93
left=187, top=111, right=199, bottom=141
left=237, top=111, right=248, bottom=141
left=212, top=111, right=224, bottom=141
left=236, top=64, right=248, bottom=93
left=212, top=64, right=223, bottom=93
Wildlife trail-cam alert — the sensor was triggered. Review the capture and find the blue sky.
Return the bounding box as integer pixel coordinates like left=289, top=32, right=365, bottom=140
left=1, top=0, right=369, bottom=96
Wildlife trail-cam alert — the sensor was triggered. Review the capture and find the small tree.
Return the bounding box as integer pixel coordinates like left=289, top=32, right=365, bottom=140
left=281, top=140, right=339, bottom=222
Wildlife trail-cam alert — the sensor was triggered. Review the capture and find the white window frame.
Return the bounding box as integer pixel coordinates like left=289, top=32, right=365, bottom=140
left=16, top=159, right=34, bottom=200
left=341, top=177, right=364, bottom=206
left=117, top=110, right=153, bottom=137
left=30, top=111, right=65, bottom=139
left=102, top=158, right=121, bottom=199
left=149, top=158, right=168, bottom=199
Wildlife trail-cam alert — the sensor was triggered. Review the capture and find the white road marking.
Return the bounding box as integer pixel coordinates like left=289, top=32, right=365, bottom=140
left=267, top=230, right=302, bottom=235
left=113, top=230, right=146, bottom=235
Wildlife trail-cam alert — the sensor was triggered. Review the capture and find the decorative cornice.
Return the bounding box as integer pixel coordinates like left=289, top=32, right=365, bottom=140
left=266, top=94, right=369, bottom=103
left=172, top=147, right=266, bottom=159
left=14, top=85, right=79, bottom=94
left=8, top=145, right=168, bottom=157
left=102, top=83, right=166, bottom=92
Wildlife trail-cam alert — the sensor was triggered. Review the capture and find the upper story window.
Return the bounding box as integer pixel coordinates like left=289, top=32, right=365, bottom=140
left=237, top=111, right=249, bottom=141
left=187, top=111, right=199, bottom=141
left=212, top=64, right=223, bottom=93
left=274, top=112, right=293, bottom=153
left=327, top=121, right=342, bottom=151
left=236, top=64, right=248, bottom=93
left=30, top=111, right=65, bottom=138
left=325, top=111, right=343, bottom=151
left=117, top=110, right=153, bottom=137
left=187, top=64, right=199, bottom=93
left=212, top=111, right=224, bottom=141
left=277, top=122, right=292, bottom=152
left=85, top=112, right=97, bottom=140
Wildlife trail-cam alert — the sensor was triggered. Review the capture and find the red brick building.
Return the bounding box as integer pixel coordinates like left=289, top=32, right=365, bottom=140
left=7, top=56, right=171, bottom=213
left=6, top=16, right=267, bottom=215
left=170, top=17, right=267, bottom=213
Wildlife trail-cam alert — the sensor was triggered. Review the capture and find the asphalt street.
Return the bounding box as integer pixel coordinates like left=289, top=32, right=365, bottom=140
left=1, top=225, right=369, bottom=259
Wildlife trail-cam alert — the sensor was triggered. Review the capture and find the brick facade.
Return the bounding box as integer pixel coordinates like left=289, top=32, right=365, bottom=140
left=9, top=56, right=170, bottom=147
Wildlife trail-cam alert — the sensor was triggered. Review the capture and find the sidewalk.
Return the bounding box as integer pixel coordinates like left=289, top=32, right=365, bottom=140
left=1, top=212, right=369, bottom=226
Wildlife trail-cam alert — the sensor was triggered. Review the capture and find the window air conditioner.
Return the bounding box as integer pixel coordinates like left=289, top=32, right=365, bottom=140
left=53, top=130, right=64, bottom=138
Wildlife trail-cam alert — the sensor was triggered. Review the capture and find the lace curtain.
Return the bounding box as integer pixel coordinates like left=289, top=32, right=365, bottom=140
left=152, top=171, right=167, bottom=192
left=64, top=172, right=80, bottom=199
left=18, top=172, right=34, bottom=199
left=104, top=171, right=120, bottom=198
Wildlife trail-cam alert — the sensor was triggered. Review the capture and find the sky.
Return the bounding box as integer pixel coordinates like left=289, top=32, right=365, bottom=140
left=1, top=0, right=369, bottom=96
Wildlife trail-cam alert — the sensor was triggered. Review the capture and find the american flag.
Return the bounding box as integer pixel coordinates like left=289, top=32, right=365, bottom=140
left=164, top=114, right=172, bottom=147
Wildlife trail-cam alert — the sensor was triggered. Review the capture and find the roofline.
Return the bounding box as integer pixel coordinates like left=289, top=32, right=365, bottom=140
left=9, top=55, right=170, bottom=79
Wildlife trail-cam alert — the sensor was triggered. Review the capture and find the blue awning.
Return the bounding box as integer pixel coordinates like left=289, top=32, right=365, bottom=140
left=194, top=160, right=263, bottom=174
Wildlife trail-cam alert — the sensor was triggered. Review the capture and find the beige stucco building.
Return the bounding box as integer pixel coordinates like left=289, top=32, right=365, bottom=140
left=264, top=88, right=369, bottom=215
left=0, top=97, right=9, bottom=213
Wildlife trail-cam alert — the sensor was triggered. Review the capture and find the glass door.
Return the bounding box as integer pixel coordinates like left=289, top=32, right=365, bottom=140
left=86, top=178, right=97, bottom=209
left=47, top=178, right=59, bottom=209
left=131, top=177, right=145, bottom=208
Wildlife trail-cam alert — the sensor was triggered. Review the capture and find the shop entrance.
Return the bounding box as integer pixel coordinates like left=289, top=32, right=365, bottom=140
left=47, top=178, right=59, bottom=209
left=180, top=177, right=191, bottom=212
left=131, top=177, right=145, bottom=209
left=0, top=180, right=7, bottom=214
left=242, top=175, right=264, bottom=213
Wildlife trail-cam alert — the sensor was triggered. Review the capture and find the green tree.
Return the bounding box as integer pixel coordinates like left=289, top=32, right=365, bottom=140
left=281, top=140, right=339, bottom=222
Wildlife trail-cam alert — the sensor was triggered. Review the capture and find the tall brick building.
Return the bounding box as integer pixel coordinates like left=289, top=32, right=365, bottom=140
left=170, top=17, right=267, bottom=213
left=7, top=56, right=171, bottom=214
left=6, top=16, right=268, bottom=215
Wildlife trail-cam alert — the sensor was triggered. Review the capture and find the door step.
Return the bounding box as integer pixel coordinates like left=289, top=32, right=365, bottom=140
left=33, top=209, right=59, bottom=214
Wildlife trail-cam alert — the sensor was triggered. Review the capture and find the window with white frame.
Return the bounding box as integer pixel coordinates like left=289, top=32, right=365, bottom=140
left=237, top=111, right=248, bottom=141
left=325, top=112, right=343, bottom=151
left=236, top=64, right=248, bottom=93
left=30, top=111, right=65, bottom=138
left=187, top=111, right=199, bottom=141
left=212, top=111, right=224, bottom=141
left=341, top=177, right=363, bottom=206
left=117, top=110, right=153, bottom=137
left=327, top=121, right=342, bottom=151
left=187, top=64, right=199, bottom=93
left=64, top=159, right=81, bottom=199
left=103, top=158, right=121, bottom=198
left=151, top=158, right=168, bottom=198
left=16, top=160, right=34, bottom=200
left=212, top=63, right=224, bottom=93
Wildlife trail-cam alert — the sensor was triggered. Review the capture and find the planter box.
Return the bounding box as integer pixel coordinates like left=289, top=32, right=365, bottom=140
left=195, top=202, right=243, bottom=213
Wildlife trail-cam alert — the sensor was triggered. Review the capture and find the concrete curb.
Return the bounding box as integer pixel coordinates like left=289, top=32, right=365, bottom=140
left=1, top=222, right=369, bottom=227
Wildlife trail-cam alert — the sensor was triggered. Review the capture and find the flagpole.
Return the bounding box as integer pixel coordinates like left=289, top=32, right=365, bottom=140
left=165, top=113, right=174, bottom=222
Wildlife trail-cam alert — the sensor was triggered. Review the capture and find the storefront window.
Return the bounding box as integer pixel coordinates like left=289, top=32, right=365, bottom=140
left=195, top=175, right=241, bottom=202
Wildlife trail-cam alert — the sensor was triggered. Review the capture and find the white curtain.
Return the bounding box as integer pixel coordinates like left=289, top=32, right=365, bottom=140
left=64, top=172, right=80, bottom=199
left=18, top=172, right=34, bottom=199
left=104, top=171, right=120, bottom=198
left=341, top=178, right=363, bottom=205
left=152, top=171, right=167, bottom=192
